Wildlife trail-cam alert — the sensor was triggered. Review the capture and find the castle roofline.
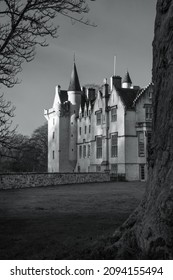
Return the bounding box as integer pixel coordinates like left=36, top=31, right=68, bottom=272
left=123, top=71, right=132, bottom=84
left=117, top=88, right=139, bottom=109
left=133, top=82, right=153, bottom=106
left=68, top=62, right=81, bottom=92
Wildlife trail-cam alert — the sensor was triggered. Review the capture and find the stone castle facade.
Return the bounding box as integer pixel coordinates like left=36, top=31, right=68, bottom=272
left=44, top=62, right=153, bottom=181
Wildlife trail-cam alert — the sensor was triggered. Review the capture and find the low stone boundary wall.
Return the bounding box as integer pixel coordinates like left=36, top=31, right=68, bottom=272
left=0, top=172, right=110, bottom=190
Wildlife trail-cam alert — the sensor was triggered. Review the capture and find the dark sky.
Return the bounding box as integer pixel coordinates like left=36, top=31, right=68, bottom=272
left=4, top=0, right=157, bottom=136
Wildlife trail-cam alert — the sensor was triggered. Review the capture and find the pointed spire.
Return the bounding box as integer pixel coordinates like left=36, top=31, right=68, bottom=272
left=123, top=70, right=132, bottom=84
left=68, top=62, right=81, bottom=92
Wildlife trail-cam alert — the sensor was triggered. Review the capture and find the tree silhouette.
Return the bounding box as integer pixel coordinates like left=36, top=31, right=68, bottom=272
left=0, top=0, right=95, bottom=155
left=0, top=0, right=95, bottom=88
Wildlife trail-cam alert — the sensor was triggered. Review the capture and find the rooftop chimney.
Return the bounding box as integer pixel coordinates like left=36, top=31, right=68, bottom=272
left=110, top=76, right=122, bottom=90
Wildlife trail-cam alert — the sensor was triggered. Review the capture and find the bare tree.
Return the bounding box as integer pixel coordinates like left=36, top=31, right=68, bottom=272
left=0, top=0, right=95, bottom=157
left=0, top=93, right=17, bottom=155
left=0, top=0, right=95, bottom=88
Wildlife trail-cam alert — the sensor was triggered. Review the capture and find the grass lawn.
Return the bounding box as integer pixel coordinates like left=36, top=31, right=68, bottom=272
left=0, top=181, right=146, bottom=259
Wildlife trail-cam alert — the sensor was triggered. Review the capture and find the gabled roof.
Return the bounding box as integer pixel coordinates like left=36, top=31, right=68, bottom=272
left=59, top=90, right=68, bottom=103
left=68, top=62, right=81, bottom=91
left=123, top=71, right=132, bottom=84
left=133, top=82, right=153, bottom=106
left=117, top=88, right=139, bottom=109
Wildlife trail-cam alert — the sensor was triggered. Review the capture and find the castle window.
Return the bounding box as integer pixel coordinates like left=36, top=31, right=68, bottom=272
left=53, top=150, right=55, bottom=159
left=53, top=132, right=55, bottom=139
left=145, top=105, right=152, bottom=121
left=96, top=136, right=102, bottom=158
left=88, top=144, right=90, bottom=158
left=111, top=107, right=117, bottom=122
left=85, top=126, right=87, bottom=134
left=79, top=146, right=82, bottom=158
left=53, top=118, right=55, bottom=125
left=89, top=125, right=91, bottom=133
left=96, top=111, right=101, bottom=125
left=83, top=145, right=86, bottom=158
left=138, top=132, right=145, bottom=157
left=111, top=133, right=118, bottom=157
left=79, top=127, right=81, bottom=135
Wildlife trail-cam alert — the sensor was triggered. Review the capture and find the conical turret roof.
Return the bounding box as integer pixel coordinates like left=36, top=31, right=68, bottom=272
left=123, top=71, right=132, bottom=84
left=68, top=62, right=81, bottom=91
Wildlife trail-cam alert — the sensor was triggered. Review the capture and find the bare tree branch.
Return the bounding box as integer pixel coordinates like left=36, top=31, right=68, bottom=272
left=0, top=0, right=96, bottom=87
left=0, top=0, right=96, bottom=158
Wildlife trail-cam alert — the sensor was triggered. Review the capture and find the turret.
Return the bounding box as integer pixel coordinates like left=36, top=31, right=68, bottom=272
left=68, top=61, right=82, bottom=169
left=122, top=71, right=132, bottom=88
left=68, top=62, right=81, bottom=115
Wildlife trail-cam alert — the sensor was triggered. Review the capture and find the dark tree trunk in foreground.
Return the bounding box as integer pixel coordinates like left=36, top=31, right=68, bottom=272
left=92, top=0, right=173, bottom=259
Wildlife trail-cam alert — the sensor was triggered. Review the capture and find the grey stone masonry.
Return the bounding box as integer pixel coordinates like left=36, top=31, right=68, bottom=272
left=0, top=172, right=110, bottom=190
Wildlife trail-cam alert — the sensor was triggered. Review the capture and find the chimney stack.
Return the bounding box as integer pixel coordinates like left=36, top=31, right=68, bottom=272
left=110, top=76, right=122, bottom=90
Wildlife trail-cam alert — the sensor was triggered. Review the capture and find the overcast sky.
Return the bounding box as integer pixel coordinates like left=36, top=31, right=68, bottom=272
left=3, top=0, right=157, bottom=136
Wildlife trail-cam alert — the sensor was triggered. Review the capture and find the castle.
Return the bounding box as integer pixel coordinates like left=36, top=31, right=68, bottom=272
left=44, top=61, right=153, bottom=181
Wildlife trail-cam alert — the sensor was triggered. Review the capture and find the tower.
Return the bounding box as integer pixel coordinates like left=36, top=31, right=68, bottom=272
left=44, top=60, right=81, bottom=173
left=122, top=70, right=132, bottom=88
left=68, top=62, right=82, bottom=170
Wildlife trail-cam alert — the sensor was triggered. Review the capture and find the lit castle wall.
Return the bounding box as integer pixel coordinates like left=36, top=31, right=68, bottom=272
left=44, top=61, right=153, bottom=181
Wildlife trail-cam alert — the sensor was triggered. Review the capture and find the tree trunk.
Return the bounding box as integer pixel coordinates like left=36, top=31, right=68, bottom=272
left=92, top=0, right=173, bottom=260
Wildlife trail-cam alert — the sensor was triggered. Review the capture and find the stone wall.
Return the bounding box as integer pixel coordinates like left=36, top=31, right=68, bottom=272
left=0, top=172, right=110, bottom=190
